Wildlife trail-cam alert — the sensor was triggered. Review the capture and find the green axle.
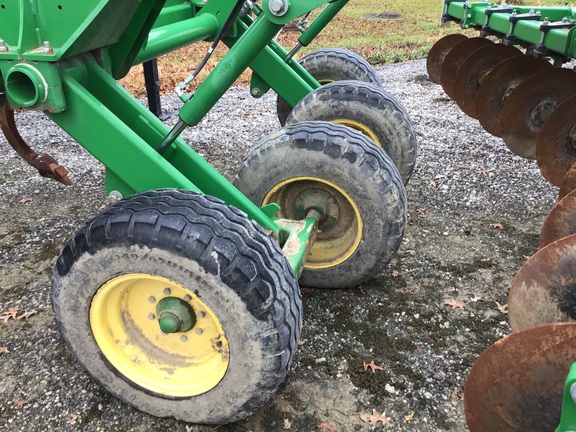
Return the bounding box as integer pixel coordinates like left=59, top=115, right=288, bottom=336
left=0, top=0, right=347, bottom=276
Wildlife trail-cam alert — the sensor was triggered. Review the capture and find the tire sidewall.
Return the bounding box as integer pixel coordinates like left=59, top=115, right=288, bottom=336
left=286, top=80, right=417, bottom=184
left=53, top=244, right=280, bottom=424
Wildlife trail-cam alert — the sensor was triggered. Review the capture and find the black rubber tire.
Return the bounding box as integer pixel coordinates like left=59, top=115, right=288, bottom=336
left=234, top=121, right=406, bottom=289
left=51, top=189, right=302, bottom=424
left=285, top=80, right=417, bottom=185
left=277, top=48, right=382, bottom=126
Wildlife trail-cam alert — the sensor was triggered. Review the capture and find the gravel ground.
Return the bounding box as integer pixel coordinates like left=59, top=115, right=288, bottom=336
left=0, top=58, right=558, bottom=431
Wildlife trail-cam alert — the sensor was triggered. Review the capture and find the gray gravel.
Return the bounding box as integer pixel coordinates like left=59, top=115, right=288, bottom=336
left=0, top=58, right=558, bottom=431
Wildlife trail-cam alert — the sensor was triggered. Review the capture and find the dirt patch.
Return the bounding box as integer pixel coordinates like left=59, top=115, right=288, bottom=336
left=363, top=12, right=403, bottom=20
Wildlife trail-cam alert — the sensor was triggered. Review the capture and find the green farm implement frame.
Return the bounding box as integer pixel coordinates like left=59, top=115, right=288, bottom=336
left=0, top=0, right=415, bottom=424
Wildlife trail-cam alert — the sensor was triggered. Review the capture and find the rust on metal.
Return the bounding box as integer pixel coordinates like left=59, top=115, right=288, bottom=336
left=453, top=44, right=521, bottom=119
left=465, top=322, right=576, bottom=432
left=560, top=162, right=576, bottom=200
left=536, top=94, right=576, bottom=187
left=539, top=188, right=576, bottom=249
left=0, top=98, right=72, bottom=185
left=500, top=68, right=576, bottom=160
left=508, top=233, right=576, bottom=331
left=440, top=37, right=493, bottom=99
left=426, top=33, right=468, bottom=84
left=475, top=55, right=551, bottom=138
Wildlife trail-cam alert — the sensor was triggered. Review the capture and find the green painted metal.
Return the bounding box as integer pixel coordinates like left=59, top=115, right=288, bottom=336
left=135, top=14, right=220, bottom=65
left=0, top=0, right=350, bottom=275
left=276, top=217, right=318, bottom=280
left=442, top=2, right=576, bottom=58
left=156, top=297, right=197, bottom=334
left=297, top=0, right=348, bottom=47
left=556, top=362, right=576, bottom=432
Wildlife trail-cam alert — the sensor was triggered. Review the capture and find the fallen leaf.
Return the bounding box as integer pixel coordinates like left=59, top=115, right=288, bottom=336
left=283, top=418, right=292, bottom=430
left=496, top=302, right=508, bottom=314
left=402, top=287, right=414, bottom=294
left=0, top=347, right=8, bottom=354
left=469, top=295, right=483, bottom=302
left=316, top=421, right=337, bottom=432
left=16, top=309, right=37, bottom=320
left=12, top=399, right=26, bottom=409
left=363, top=360, right=384, bottom=374
left=405, top=411, right=415, bottom=422
left=490, top=223, right=505, bottom=230
left=20, top=197, right=33, bottom=204
left=391, top=269, right=401, bottom=278
left=68, top=413, right=80, bottom=425
left=422, top=281, right=428, bottom=288
left=1, top=306, right=20, bottom=323
left=444, top=298, right=465, bottom=309
left=357, top=285, right=366, bottom=296
left=475, top=170, right=487, bottom=175
left=360, top=409, right=390, bottom=426
left=429, top=179, right=437, bottom=187
left=417, top=208, right=428, bottom=218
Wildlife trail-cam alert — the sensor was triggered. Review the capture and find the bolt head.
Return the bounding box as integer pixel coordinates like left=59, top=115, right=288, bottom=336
left=269, top=0, right=287, bottom=16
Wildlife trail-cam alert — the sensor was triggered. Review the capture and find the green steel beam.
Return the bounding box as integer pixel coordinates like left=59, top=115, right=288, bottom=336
left=443, top=2, right=576, bottom=58
left=46, top=54, right=280, bottom=232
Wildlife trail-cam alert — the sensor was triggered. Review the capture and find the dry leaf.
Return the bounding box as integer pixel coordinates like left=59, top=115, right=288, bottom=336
left=12, top=399, right=26, bottom=409
left=496, top=302, right=508, bottom=314
left=16, top=309, right=38, bottom=320
left=444, top=298, right=465, bottom=309
left=1, top=306, right=20, bottom=323
left=360, top=409, right=390, bottom=426
left=475, top=170, right=487, bottom=175
left=422, top=281, right=428, bottom=288
left=429, top=179, right=437, bottom=187
left=490, top=223, right=505, bottom=230
left=469, top=295, right=483, bottom=302
left=391, top=269, right=401, bottom=278
left=20, top=197, right=33, bottom=204
left=0, top=347, right=8, bottom=354
left=417, top=208, right=428, bottom=218
left=68, top=413, right=80, bottom=425
left=405, top=411, right=415, bottom=422
left=363, top=360, right=384, bottom=374
left=316, top=421, right=337, bottom=432
left=283, top=418, right=292, bottom=430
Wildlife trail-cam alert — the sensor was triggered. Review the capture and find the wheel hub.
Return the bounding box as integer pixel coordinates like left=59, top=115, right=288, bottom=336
left=157, top=297, right=197, bottom=333
left=293, top=188, right=339, bottom=231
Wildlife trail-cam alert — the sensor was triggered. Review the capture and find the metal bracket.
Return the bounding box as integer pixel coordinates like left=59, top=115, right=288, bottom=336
left=0, top=96, right=72, bottom=185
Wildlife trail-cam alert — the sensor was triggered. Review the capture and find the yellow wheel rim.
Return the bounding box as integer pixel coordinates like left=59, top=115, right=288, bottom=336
left=90, top=274, right=230, bottom=397
left=332, top=118, right=380, bottom=146
left=263, top=177, right=363, bottom=269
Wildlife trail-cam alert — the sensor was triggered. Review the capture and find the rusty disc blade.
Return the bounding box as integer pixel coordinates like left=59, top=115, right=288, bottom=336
left=536, top=94, right=576, bottom=187
left=475, top=55, right=552, bottom=138
left=440, top=37, right=493, bottom=100
left=501, top=68, right=576, bottom=159
left=427, top=34, right=468, bottom=84
left=453, top=44, right=522, bottom=119
left=508, top=233, right=576, bottom=331
left=539, top=188, right=576, bottom=249
left=464, top=322, right=576, bottom=432
left=560, top=162, right=576, bottom=199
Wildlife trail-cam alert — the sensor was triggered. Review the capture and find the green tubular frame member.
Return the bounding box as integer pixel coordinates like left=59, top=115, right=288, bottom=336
left=0, top=0, right=347, bottom=276
left=442, top=1, right=576, bottom=58
left=557, top=363, right=576, bottom=432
